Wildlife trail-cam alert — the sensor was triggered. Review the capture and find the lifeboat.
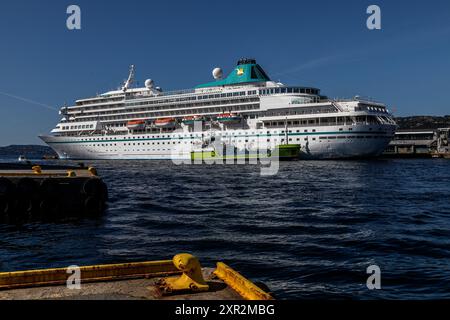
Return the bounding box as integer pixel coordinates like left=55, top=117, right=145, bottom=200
left=154, top=117, right=177, bottom=128
left=216, top=113, right=241, bottom=123
left=182, top=115, right=205, bottom=125
left=127, top=119, right=146, bottom=130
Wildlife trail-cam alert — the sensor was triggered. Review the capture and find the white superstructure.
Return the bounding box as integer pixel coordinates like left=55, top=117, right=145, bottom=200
left=40, top=59, right=397, bottom=160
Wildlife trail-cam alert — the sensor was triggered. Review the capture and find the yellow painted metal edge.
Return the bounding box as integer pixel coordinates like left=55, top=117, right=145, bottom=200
left=214, top=262, right=274, bottom=300
left=0, top=260, right=179, bottom=290
left=0, top=172, right=72, bottom=177
left=0, top=167, right=97, bottom=178
left=0, top=172, right=95, bottom=177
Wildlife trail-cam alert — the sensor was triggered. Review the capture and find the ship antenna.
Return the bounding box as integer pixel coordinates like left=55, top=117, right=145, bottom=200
left=122, top=65, right=135, bottom=92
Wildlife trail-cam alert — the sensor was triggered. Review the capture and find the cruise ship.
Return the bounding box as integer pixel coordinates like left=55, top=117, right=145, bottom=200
left=40, top=58, right=397, bottom=160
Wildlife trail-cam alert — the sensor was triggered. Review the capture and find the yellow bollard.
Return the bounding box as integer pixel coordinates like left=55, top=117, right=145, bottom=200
left=158, top=253, right=209, bottom=294
left=67, top=171, right=76, bottom=177
left=32, top=166, right=42, bottom=174
left=88, top=167, right=98, bottom=176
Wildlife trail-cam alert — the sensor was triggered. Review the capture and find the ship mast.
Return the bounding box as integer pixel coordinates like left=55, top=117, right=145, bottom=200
left=122, top=65, right=135, bottom=92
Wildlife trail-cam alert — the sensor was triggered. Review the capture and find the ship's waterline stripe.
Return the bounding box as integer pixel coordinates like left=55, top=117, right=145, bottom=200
left=45, top=131, right=391, bottom=145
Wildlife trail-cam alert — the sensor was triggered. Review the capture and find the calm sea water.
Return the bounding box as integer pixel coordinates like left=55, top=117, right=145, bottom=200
left=1, top=158, right=450, bottom=299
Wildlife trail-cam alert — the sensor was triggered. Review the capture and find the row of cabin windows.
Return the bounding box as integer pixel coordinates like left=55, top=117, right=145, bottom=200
left=76, top=96, right=123, bottom=106
left=128, top=97, right=259, bottom=113
left=63, top=125, right=376, bottom=141
left=263, top=107, right=335, bottom=117
left=76, top=97, right=259, bottom=117
left=60, top=125, right=379, bottom=139
left=356, top=105, right=388, bottom=113
left=76, top=86, right=317, bottom=110
left=77, top=130, right=291, bottom=142
left=286, top=135, right=385, bottom=142
left=71, top=104, right=260, bottom=122
left=61, top=124, right=94, bottom=130
left=78, top=90, right=316, bottom=116
left=70, top=87, right=310, bottom=112
left=259, top=87, right=319, bottom=95
left=264, top=116, right=380, bottom=127
left=86, top=135, right=387, bottom=149
left=78, top=135, right=199, bottom=141
left=128, top=94, right=252, bottom=107
left=75, top=91, right=257, bottom=111
left=198, top=91, right=246, bottom=100
left=317, top=135, right=386, bottom=140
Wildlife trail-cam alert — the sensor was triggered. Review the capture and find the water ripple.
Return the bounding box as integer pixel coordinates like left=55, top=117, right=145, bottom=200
left=1, top=159, right=450, bottom=299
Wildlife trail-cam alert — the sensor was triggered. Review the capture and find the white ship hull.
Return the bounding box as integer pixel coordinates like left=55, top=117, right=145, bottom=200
left=40, top=59, right=398, bottom=160
left=40, top=123, right=395, bottom=160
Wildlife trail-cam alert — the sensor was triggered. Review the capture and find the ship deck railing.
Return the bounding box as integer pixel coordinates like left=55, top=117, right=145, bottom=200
left=125, top=88, right=198, bottom=100
left=322, top=96, right=384, bottom=104
left=65, top=104, right=343, bottom=126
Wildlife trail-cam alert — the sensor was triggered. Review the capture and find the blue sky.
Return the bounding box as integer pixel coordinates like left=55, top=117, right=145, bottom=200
left=1, top=0, right=450, bottom=145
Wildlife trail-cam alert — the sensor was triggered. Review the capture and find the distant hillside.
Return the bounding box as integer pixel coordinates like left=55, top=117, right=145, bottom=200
left=0, top=145, right=56, bottom=159
left=395, top=115, right=450, bottom=130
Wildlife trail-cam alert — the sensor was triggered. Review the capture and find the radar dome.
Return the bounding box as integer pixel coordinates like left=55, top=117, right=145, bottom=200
left=212, top=67, right=223, bottom=80
left=145, top=79, right=154, bottom=89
